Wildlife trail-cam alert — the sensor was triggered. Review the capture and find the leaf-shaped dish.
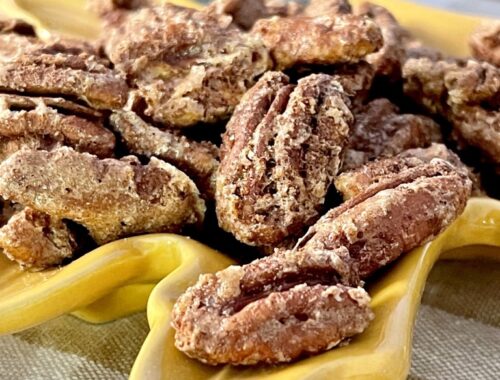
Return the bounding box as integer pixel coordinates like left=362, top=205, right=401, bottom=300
left=0, top=1, right=499, bottom=380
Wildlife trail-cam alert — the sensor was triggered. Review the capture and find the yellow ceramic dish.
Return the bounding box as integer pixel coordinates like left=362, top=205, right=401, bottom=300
left=0, top=1, right=499, bottom=380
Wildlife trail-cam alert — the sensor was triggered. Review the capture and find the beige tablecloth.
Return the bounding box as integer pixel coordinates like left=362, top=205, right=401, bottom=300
left=1, top=259, right=499, bottom=380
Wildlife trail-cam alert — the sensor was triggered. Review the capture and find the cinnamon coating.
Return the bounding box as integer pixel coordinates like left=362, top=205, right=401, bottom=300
left=0, top=94, right=114, bottom=160
left=342, top=98, right=442, bottom=171
left=251, top=13, right=383, bottom=70
left=0, top=147, right=205, bottom=244
left=0, top=29, right=127, bottom=110
left=103, top=4, right=271, bottom=127
left=470, top=21, right=500, bottom=67
left=110, top=110, right=219, bottom=199
left=0, top=208, right=77, bottom=270
left=336, top=144, right=476, bottom=200
left=403, top=58, right=500, bottom=163
left=216, top=72, right=353, bottom=247
left=172, top=246, right=371, bottom=365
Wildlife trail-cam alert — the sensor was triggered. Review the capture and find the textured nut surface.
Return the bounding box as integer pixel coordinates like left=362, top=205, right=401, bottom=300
left=0, top=29, right=127, bottom=110
left=336, top=144, right=475, bottom=200
left=251, top=13, right=383, bottom=70
left=216, top=72, right=353, bottom=247
left=470, top=21, right=500, bottom=67
left=0, top=208, right=76, bottom=270
left=0, top=94, right=115, bottom=160
left=302, top=159, right=471, bottom=278
left=403, top=58, right=500, bottom=163
left=103, top=4, right=271, bottom=127
left=172, top=246, right=371, bottom=365
left=111, top=111, right=219, bottom=199
left=0, top=147, right=206, bottom=244
left=342, top=98, right=442, bottom=171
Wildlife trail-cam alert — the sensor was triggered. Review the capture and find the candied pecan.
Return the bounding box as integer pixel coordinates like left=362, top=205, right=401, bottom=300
left=329, top=61, right=375, bottom=107
left=110, top=110, right=219, bottom=199
left=0, top=208, right=77, bottom=270
left=0, top=94, right=114, bottom=159
left=299, top=159, right=471, bottom=278
left=470, top=21, right=500, bottom=67
left=103, top=4, right=271, bottom=127
left=341, top=98, right=442, bottom=171
left=207, top=0, right=302, bottom=30
left=403, top=58, right=500, bottom=163
left=0, top=22, right=128, bottom=110
left=172, top=246, right=371, bottom=365
left=0, top=18, right=35, bottom=36
left=0, top=147, right=205, bottom=244
left=251, top=13, right=383, bottom=70
left=216, top=72, right=353, bottom=247
left=336, top=144, right=477, bottom=200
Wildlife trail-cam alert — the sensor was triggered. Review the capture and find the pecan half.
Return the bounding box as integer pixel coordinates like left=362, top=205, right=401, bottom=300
left=470, top=21, right=500, bottom=67
left=0, top=208, right=77, bottom=270
left=172, top=246, right=371, bottom=365
left=302, top=0, right=353, bottom=17
left=403, top=58, right=500, bottom=163
left=302, top=158, right=471, bottom=278
left=0, top=147, right=205, bottom=245
left=0, top=94, right=115, bottom=159
left=110, top=110, right=219, bottom=199
left=216, top=72, right=353, bottom=247
left=0, top=22, right=127, bottom=110
left=336, top=143, right=477, bottom=200
left=102, top=4, right=271, bottom=127
left=251, top=13, right=383, bottom=70
left=342, top=98, right=442, bottom=171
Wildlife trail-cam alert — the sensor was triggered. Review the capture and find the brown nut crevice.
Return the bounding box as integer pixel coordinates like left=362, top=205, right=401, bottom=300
left=216, top=72, right=353, bottom=248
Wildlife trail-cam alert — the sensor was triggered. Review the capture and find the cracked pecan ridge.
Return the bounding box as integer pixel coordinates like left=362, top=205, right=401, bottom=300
left=216, top=72, right=353, bottom=247
left=0, top=94, right=115, bottom=160
left=173, top=158, right=471, bottom=364
left=470, top=21, right=500, bottom=67
left=0, top=147, right=206, bottom=245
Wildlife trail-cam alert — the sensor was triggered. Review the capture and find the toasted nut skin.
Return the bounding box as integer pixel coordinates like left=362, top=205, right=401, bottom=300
left=337, top=144, right=476, bottom=200
left=216, top=72, right=353, bottom=247
left=0, top=208, right=76, bottom=270
left=103, top=4, right=271, bottom=127
left=252, top=14, right=383, bottom=70
left=470, top=21, right=500, bottom=67
left=342, top=98, right=442, bottom=171
left=0, top=147, right=205, bottom=244
left=111, top=111, right=219, bottom=199
left=172, top=246, right=371, bottom=365
left=302, top=159, right=471, bottom=278
left=403, top=58, right=500, bottom=163
left=0, top=94, right=115, bottom=159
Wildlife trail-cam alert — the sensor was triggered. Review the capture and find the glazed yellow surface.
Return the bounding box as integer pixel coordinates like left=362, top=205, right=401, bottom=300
left=0, top=1, right=498, bottom=380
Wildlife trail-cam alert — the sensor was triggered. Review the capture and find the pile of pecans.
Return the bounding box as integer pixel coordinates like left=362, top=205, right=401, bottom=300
left=0, top=0, right=498, bottom=366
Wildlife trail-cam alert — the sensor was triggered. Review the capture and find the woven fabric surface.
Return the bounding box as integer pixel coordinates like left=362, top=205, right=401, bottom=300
left=1, top=259, right=498, bottom=379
